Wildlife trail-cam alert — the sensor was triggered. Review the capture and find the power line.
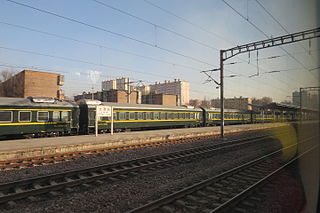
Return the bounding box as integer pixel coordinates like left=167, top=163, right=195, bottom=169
left=5, top=0, right=214, bottom=67
left=143, top=0, right=236, bottom=45
left=0, top=63, right=222, bottom=98
left=221, top=0, right=319, bottom=81
left=254, top=0, right=319, bottom=63
left=91, top=0, right=219, bottom=51
left=2, top=1, right=304, bottom=97
left=0, top=21, right=200, bottom=72
left=0, top=46, right=173, bottom=79
left=0, top=47, right=226, bottom=92
left=142, top=0, right=308, bottom=89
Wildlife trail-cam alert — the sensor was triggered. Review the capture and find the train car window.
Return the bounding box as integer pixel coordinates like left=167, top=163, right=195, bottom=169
left=126, top=112, right=129, bottom=120
left=129, top=112, right=135, bottom=120
left=19, top=111, right=31, bottom=122
left=146, top=112, right=151, bottom=120
left=99, top=116, right=109, bottom=121
left=38, top=111, right=49, bottom=122
left=174, top=113, right=178, bottom=119
left=116, top=112, right=120, bottom=120
left=154, top=112, right=159, bottom=120
left=52, top=111, right=60, bottom=122
left=160, top=112, right=166, bottom=120
left=119, top=112, right=125, bottom=120
left=186, top=113, right=190, bottom=119
left=143, top=112, right=147, bottom=120
left=151, top=112, right=154, bottom=120
left=190, top=113, right=195, bottom=119
left=0, top=111, right=12, bottom=122
left=135, top=112, right=139, bottom=120
left=181, top=113, right=186, bottom=119
left=137, top=112, right=142, bottom=120
left=61, top=111, right=70, bottom=121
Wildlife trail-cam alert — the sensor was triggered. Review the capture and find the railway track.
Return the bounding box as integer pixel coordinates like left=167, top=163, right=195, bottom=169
left=127, top=136, right=315, bottom=213
left=0, top=133, right=275, bottom=208
left=0, top=130, right=267, bottom=170
left=0, top=134, right=215, bottom=170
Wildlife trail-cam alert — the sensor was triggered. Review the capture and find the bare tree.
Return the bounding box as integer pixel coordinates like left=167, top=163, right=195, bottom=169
left=0, top=70, right=17, bottom=83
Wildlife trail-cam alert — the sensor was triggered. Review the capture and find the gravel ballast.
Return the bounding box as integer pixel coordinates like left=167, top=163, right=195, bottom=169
left=0, top=130, right=282, bottom=213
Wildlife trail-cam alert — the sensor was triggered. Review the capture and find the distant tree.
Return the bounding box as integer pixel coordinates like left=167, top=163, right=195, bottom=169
left=0, top=70, right=17, bottom=83
left=200, top=99, right=211, bottom=108
left=189, top=99, right=201, bottom=107
left=252, top=96, right=273, bottom=105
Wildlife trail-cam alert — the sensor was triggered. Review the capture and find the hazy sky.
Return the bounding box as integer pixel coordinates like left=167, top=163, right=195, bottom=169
left=0, top=0, right=319, bottom=102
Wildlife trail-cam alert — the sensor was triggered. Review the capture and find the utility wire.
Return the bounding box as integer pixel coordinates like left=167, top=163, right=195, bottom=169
left=91, top=0, right=219, bottom=51
left=2, top=1, right=298, bottom=96
left=0, top=46, right=223, bottom=90
left=254, top=0, right=318, bottom=63
left=0, top=63, right=221, bottom=97
left=0, top=21, right=200, bottom=71
left=5, top=0, right=214, bottom=66
left=143, top=0, right=236, bottom=45
left=221, top=0, right=318, bottom=81
left=142, top=0, right=305, bottom=89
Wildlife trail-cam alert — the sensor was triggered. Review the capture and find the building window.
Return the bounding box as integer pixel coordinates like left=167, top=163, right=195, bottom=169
left=19, top=111, right=31, bottom=122
left=0, top=111, right=12, bottom=122
left=38, top=111, right=49, bottom=122
left=52, top=111, right=60, bottom=121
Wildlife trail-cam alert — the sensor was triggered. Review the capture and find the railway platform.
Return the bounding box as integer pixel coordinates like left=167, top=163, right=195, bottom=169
left=0, top=123, right=287, bottom=161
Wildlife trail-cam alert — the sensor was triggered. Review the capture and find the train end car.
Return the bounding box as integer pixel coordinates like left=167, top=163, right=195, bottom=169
left=0, top=97, right=79, bottom=138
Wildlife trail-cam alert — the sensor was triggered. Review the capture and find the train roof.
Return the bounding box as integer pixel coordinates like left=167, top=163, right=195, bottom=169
left=77, top=99, right=202, bottom=111
left=0, top=97, right=78, bottom=107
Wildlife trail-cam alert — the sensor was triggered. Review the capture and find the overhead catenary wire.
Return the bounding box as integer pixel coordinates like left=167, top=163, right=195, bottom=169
left=143, top=0, right=236, bottom=45
left=221, top=0, right=319, bottom=82
left=4, top=0, right=214, bottom=67
left=254, top=0, right=318, bottom=62
left=0, top=21, right=201, bottom=72
left=0, top=63, right=223, bottom=98
left=91, top=0, right=220, bottom=51
left=1, top=0, right=302, bottom=97
left=142, top=0, right=308, bottom=90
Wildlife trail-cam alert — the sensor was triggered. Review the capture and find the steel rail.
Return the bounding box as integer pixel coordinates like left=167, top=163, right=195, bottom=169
left=0, top=133, right=276, bottom=207
left=0, top=129, right=271, bottom=170
left=210, top=144, right=318, bottom=212
left=127, top=136, right=314, bottom=213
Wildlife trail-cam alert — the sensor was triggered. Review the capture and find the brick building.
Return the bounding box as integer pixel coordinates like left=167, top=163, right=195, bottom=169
left=141, top=94, right=177, bottom=106
left=0, top=70, right=64, bottom=99
left=211, top=97, right=252, bottom=111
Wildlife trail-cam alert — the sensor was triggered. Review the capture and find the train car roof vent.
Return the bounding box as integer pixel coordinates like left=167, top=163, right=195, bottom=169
left=182, top=105, right=195, bottom=109
left=28, top=97, right=56, bottom=103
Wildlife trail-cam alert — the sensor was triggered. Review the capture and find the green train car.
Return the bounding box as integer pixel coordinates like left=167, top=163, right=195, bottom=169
left=0, top=97, right=79, bottom=138
left=77, top=100, right=203, bottom=134
left=203, top=108, right=251, bottom=126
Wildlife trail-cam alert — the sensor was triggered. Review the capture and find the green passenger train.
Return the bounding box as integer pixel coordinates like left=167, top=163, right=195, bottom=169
left=0, top=97, right=297, bottom=138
